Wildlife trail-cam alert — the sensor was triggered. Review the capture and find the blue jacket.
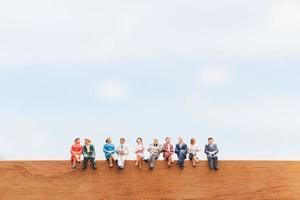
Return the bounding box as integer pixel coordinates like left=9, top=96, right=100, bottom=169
left=103, top=143, right=116, bottom=159
left=175, top=143, right=188, bottom=157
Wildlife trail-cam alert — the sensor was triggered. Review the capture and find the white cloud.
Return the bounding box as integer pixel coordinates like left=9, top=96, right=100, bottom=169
left=1, top=1, right=300, bottom=67
left=196, top=67, right=231, bottom=87
left=95, top=80, right=128, bottom=102
left=179, top=94, right=300, bottom=133
left=266, top=1, right=300, bottom=31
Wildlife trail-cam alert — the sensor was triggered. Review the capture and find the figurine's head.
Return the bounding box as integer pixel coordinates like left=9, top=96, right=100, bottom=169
left=208, top=137, right=214, bottom=145
left=84, top=138, right=91, bottom=145
left=120, top=138, right=125, bottom=144
left=136, top=137, right=142, bottom=144
left=190, top=138, right=196, bottom=145
left=165, top=137, right=171, bottom=143
left=178, top=137, right=183, bottom=144
left=106, top=137, right=112, bottom=144
left=74, top=138, right=80, bottom=145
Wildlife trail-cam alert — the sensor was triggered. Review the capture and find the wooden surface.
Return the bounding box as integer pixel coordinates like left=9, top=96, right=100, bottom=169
left=0, top=161, right=299, bottom=200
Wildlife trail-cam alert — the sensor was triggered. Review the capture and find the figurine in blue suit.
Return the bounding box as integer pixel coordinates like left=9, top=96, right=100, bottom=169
left=175, top=137, right=188, bottom=169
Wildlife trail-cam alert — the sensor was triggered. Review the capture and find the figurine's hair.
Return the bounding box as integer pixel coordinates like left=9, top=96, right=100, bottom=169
left=190, top=138, right=196, bottom=145
left=106, top=137, right=111, bottom=143
left=136, top=137, right=143, bottom=143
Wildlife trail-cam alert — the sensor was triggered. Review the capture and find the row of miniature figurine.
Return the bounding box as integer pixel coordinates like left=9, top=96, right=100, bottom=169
left=70, top=137, right=219, bottom=170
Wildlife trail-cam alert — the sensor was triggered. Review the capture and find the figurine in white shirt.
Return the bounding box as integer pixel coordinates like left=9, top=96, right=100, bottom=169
left=116, top=138, right=129, bottom=169
left=188, top=138, right=201, bottom=167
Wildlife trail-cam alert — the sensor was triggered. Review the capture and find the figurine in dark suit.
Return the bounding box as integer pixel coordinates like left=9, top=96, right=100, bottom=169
left=204, top=137, right=219, bottom=170
left=175, top=137, right=188, bottom=169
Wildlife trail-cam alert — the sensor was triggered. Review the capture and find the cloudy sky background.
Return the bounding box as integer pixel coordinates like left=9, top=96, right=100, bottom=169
left=0, top=0, right=299, bottom=160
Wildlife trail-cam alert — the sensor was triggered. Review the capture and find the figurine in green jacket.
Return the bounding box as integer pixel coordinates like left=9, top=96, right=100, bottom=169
left=82, top=138, right=97, bottom=169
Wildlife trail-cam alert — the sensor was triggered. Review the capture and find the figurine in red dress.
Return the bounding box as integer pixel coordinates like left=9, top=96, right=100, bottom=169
left=70, top=138, right=83, bottom=169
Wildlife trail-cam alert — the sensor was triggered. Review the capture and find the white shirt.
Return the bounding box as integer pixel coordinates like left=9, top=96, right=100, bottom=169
left=86, top=144, right=90, bottom=153
left=188, top=144, right=201, bottom=154
left=117, top=144, right=129, bottom=156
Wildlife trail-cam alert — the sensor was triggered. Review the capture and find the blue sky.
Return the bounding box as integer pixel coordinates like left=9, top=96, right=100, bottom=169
left=0, top=0, right=300, bottom=160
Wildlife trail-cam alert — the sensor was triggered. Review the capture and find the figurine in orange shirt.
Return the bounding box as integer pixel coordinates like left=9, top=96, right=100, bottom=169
left=70, top=138, right=83, bottom=169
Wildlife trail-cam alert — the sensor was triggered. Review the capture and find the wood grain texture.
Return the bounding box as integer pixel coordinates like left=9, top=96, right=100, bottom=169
left=0, top=161, right=299, bottom=200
